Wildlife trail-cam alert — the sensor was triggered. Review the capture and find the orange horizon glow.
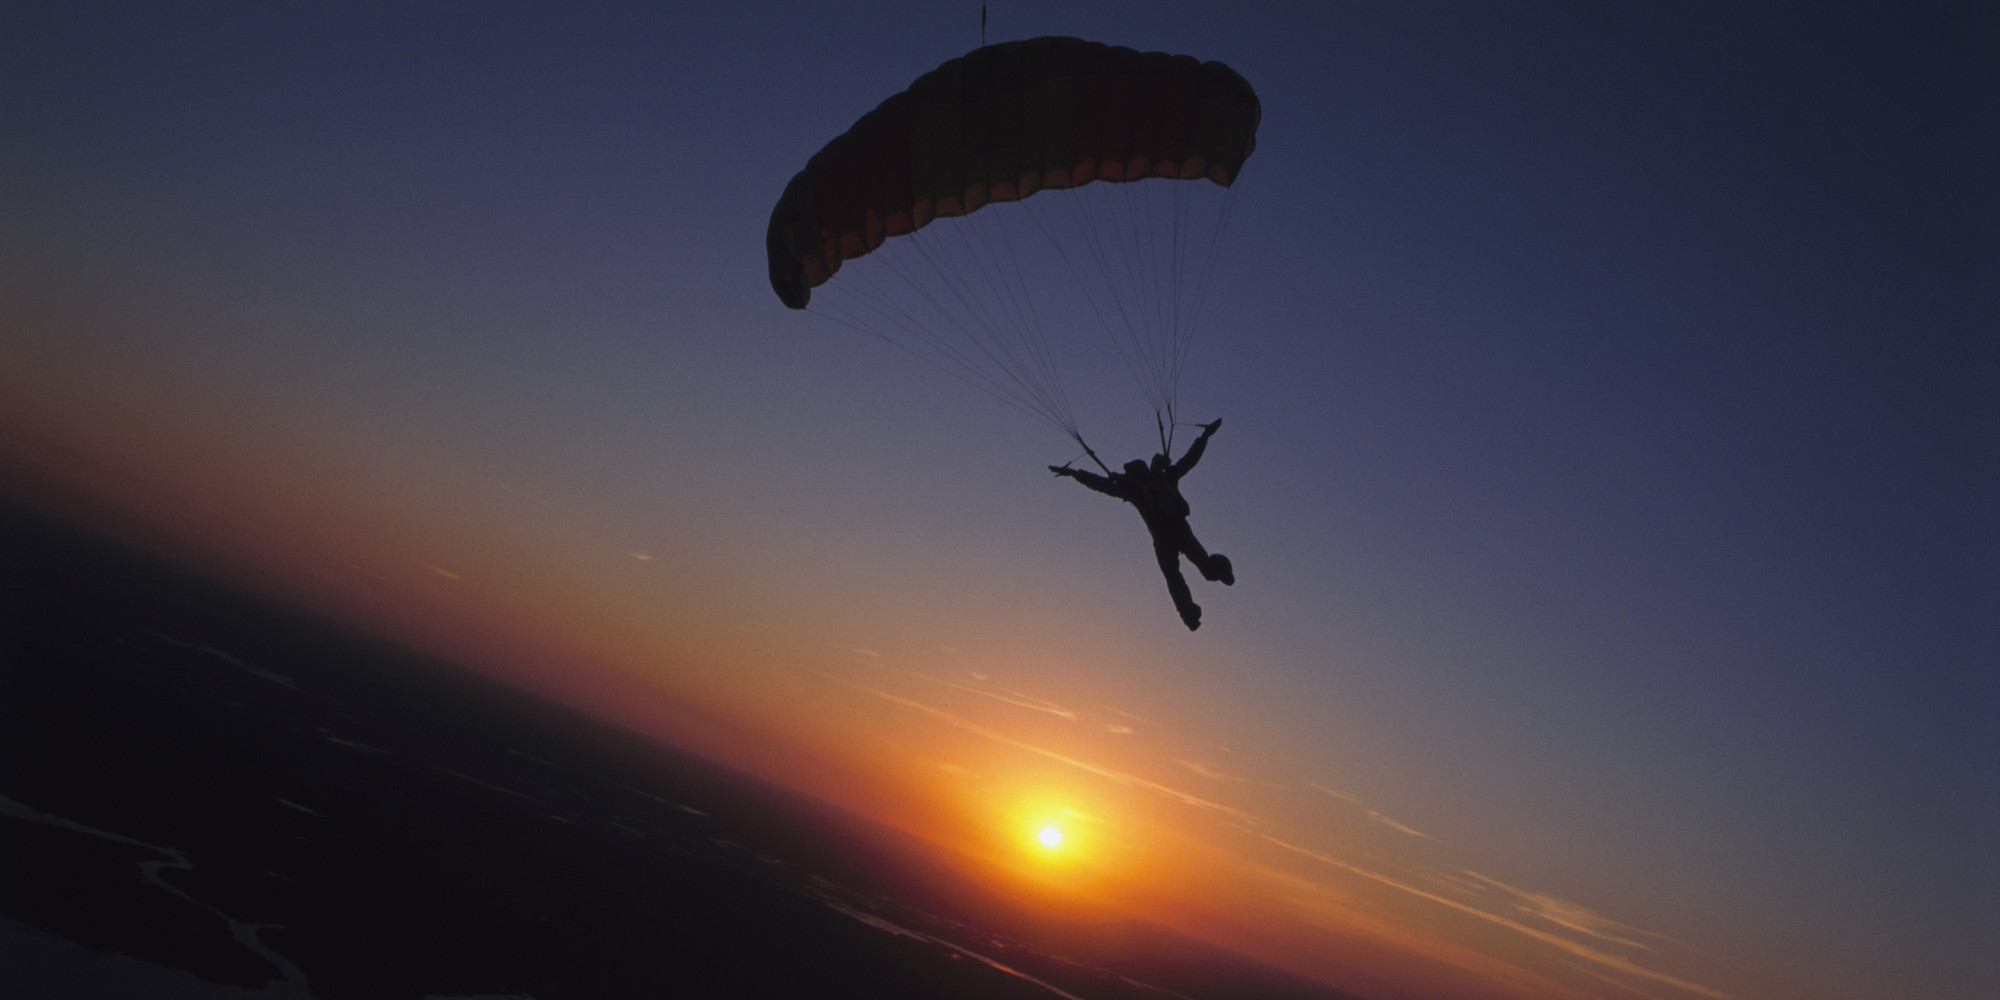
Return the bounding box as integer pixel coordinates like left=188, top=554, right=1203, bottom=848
left=0, top=431, right=1740, bottom=1000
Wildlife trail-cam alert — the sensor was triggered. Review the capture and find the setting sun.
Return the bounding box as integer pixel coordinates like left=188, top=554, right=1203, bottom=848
left=1038, top=825, right=1063, bottom=848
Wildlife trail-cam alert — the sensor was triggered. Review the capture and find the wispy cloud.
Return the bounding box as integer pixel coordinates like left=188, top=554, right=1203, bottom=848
left=1243, top=830, right=1725, bottom=999
left=1305, top=780, right=1361, bottom=805
left=1305, top=782, right=1435, bottom=841
left=1364, top=810, right=1434, bottom=841
left=1176, top=758, right=1275, bottom=786
left=425, top=564, right=463, bottom=581
left=907, top=671, right=1081, bottom=721
left=336, top=558, right=390, bottom=582
left=835, top=679, right=1260, bottom=826
left=1105, top=706, right=1157, bottom=728
left=1461, top=871, right=1668, bottom=950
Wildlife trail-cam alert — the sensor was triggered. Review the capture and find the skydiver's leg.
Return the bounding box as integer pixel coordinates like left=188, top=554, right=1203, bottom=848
left=1204, top=552, right=1234, bottom=586
left=1153, top=536, right=1201, bottom=630
left=1171, top=521, right=1234, bottom=586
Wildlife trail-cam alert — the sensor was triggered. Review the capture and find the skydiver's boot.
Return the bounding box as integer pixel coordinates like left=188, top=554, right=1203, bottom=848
left=1205, top=554, right=1234, bottom=586
left=1177, top=599, right=1202, bottom=631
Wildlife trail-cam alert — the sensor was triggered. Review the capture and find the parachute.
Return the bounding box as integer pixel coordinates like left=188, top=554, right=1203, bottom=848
left=767, top=36, right=1260, bottom=455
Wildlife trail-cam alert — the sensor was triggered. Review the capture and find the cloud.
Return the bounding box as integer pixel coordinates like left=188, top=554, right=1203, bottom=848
left=425, top=564, right=463, bottom=581
left=1460, top=871, right=1668, bottom=950
left=1305, top=781, right=1361, bottom=805
left=1364, top=810, right=1435, bottom=841
left=1105, top=706, right=1158, bottom=728
left=336, top=558, right=390, bottom=582
left=1176, top=758, right=1275, bottom=786
left=1243, top=830, right=1725, bottom=999
left=907, top=671, right=1081, bottom=721
left=1306, top=782, right=1435, bottom=840
left=836, top=679, right=1261, bottom=826
left=628, top=551, right=654, bottom=561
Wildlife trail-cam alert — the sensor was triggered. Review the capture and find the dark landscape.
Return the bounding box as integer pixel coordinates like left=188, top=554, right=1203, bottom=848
left=0, top=500, right=1359, bottom=1000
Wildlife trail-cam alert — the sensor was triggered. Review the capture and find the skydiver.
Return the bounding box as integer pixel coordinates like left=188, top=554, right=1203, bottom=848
left=1050, top=419, right=1234, bottom=631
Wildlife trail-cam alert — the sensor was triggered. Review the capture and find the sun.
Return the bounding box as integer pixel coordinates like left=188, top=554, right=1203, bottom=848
left=1038, top=825, right=1063, bottom=848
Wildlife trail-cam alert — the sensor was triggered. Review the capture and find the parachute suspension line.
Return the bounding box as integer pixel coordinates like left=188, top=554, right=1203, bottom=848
left=1016, top=192, right=1166, bottom=452
left=1062, top=183, right=1169, bottom=417
left=1157, top=179, right=1216, bottom=433
left=1112, top=182, right=1173, bottom=414
left=912, top=220, right=1051, bottom=412
left=1168, top=179, right=1194, bottom=413
left=1123, top=180, right=1191, bottom=422
left=1128, top=182, right=1160, bottom=404
left=1138, top=181, right=1185, bottom=419
left=1070, top=431, right=1113, bottom=475
left=1009, top=221, right=1083, bottom=435
left=868, top=236, right=1040, bottom=407
left=1174, top=184, right=1237, bottom=409
left=809, top=279, right=1075, bottom=440
left=904, top=220, right=1082, bottom=439
left=1030, top=187, right=1146, bottom=412
left=1114, top=182, right=1153, bottom=385
left=1130, top=178, right=1174, bottom=410
left=1027, top=177, right=1233, bottom=430
left=807, top=231, right=1080, bottom=440
left=957, top=209, right=1079, bottom=438
left=1018, top=193, right=1129, bottom=385
left=957, top=204, right=1077, bottom=435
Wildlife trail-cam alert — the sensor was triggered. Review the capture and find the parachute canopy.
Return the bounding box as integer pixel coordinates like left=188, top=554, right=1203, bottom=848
left=767, top=36, right=1261, bottom=310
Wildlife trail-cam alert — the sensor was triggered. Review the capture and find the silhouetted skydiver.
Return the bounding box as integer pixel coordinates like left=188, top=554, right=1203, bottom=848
left=1051, top=419, right=1234, bottom=631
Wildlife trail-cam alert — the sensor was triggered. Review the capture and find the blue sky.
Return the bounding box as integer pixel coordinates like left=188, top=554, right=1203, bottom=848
left=3, top=4, right=1994, bottom=999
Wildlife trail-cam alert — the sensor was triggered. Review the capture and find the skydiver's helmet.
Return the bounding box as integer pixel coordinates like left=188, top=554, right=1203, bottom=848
left=1150, top=454, right=1170, bottom=474
left=1123, top=459, right=1148, bottom=476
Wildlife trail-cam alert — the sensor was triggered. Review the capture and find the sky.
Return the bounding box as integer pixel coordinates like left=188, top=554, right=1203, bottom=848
left=3, top=3, right=1995, bottom=999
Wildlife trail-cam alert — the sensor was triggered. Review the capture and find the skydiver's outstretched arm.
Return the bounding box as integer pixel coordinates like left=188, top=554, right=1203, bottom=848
left=1169, top=419, right=1222, bottom=479
left=1051, top=465, right=1125, bottom=499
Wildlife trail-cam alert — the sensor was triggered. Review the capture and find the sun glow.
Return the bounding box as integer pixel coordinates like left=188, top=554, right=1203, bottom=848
left=984, top=788, right=1111, bottom=888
